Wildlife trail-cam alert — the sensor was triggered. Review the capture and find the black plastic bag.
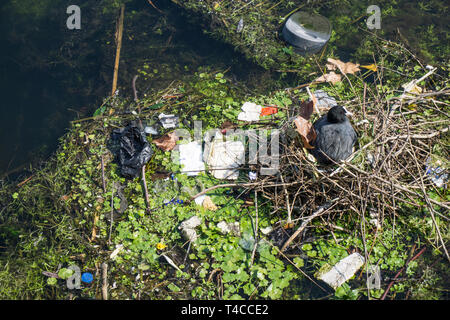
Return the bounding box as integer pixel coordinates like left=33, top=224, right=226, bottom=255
left=112, top=123, right=153, bottom=178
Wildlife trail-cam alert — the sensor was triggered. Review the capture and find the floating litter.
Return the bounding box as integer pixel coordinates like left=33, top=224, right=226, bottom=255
left=282, top=11, right=331, bottom=55
left=425, top=157, right=448, bottom=188
left=316, top=253, right=365, bottom=289
left=81, top=272, right=94, bottom=283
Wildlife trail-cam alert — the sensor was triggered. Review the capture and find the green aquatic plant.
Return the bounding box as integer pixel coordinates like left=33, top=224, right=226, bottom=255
left=0, top=0, right=449, bottom=301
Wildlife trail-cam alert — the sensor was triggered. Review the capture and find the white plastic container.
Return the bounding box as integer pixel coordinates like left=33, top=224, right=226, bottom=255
left=282, top=11, right=331, bottom=54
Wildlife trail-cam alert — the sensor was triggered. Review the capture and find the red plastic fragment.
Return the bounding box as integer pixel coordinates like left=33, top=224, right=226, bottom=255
left=260, top=106, right=278, bottom=116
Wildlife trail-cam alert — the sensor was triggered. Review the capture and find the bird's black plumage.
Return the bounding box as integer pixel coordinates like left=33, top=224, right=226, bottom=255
left=311, top=106, right=357, bottom=164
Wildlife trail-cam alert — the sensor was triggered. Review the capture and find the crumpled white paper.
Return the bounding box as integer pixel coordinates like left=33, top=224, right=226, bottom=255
left=237, top=102, right=262, bottom=122
left=178, top=216, right=202, bottom=242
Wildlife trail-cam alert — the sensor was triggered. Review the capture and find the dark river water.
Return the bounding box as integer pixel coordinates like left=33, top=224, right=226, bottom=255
left=0, top=0, right=447, bottom=179
left=0, top=0, right=266, bottom=179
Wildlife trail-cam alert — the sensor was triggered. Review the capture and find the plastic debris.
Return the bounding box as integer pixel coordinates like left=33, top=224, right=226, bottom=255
left=282, top=11, right=331, bottom=54
left=153, top=178, right=176, bottom=194
left=144, top=126, right=158, bottom=135
left=81, top=272, right=94, bottom=283
left=356, top=119, right=369, bottom=126
left=104, top=182, right=128, bottom=218
left=204, top=132, right=245, bottom=180
left=179, top=141, right=205, bottom=176
left=239, top=233, right=268, bottom=252
left=369, top=209, right=382, bottom=230
left=249, top=171, right=257, bottom=181
left=182, top=228, right=198, bottom=243
left=194, top=194, right=206, bottom=205
left=158, top=113, right=179, bottom=129
left=367, top=153, right=376, bottom=168
left=239, top=234, right=257, bottom=251
left=294, top=116, right=316, bottom=149
left=293, top=100, right=316, bottom=149
left=237, top=102, right=262, bottom=122
left=425, top=157, right=448, bottom=188
left=260, top=106, right=278, bottom=116
left=182, top=180, right=206, bottom=204
left=314, top=90, right=337, bottom=109
left=317, top=252, right=365, bottom=289
left=162, top=254, right=182, bottom=272
left=399, top=67, right=436, bottom=100
left=260, top=226, right=273, bottom=235
left=217, top=221, right=241, bottom=236
left=112, top=124, right=153, bottom=178
left=400, top=81, right=422, bottom=99
left=110, top=244, right=124, bottom=260
left=360, top=64, right=378, bottom=72
left=178, top=216, right=202, bottom=242
left=163, top=199, right=184, bottom=206
left=236, top=18, right=244, bottom=33
left=180, top=215, right=202, bottom=230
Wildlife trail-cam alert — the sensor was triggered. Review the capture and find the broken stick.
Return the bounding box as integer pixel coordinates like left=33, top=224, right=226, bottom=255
left=280, top=199, right=337, bottom=252
left=111, top=4, right=125, bottom=95
left=102, top=262, right=108, bottom=300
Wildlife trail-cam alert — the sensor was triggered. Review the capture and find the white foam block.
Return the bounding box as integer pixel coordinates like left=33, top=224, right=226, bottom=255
left=318, top=253, right=365, bottom=289
left=179, top=142, right=205, bottom=176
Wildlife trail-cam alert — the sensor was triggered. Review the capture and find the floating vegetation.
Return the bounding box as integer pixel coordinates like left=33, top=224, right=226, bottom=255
left=0, top=0, right=449, bottom=301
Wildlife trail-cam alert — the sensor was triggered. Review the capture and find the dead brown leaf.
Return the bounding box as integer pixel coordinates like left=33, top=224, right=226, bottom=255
left=315, top=71, right=342, bottom=85
left=325, top=63, right=337, bottom=71
left=327, top=58, right=360, bottom=75
left=294, top=116, right=316, bottom=149
left=153, top=131, right=178, bottom=151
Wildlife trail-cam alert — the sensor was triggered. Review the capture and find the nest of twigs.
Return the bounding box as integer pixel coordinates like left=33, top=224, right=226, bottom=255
left=246, top=85, right=449, bottom=260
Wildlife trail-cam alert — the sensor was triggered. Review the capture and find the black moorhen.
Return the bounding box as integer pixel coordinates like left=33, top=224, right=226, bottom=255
left=311, top=106, right=357, bottom=164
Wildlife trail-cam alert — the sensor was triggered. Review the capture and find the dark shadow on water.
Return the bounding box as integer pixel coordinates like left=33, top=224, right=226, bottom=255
left=0, top=0, right=266, bottom=180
